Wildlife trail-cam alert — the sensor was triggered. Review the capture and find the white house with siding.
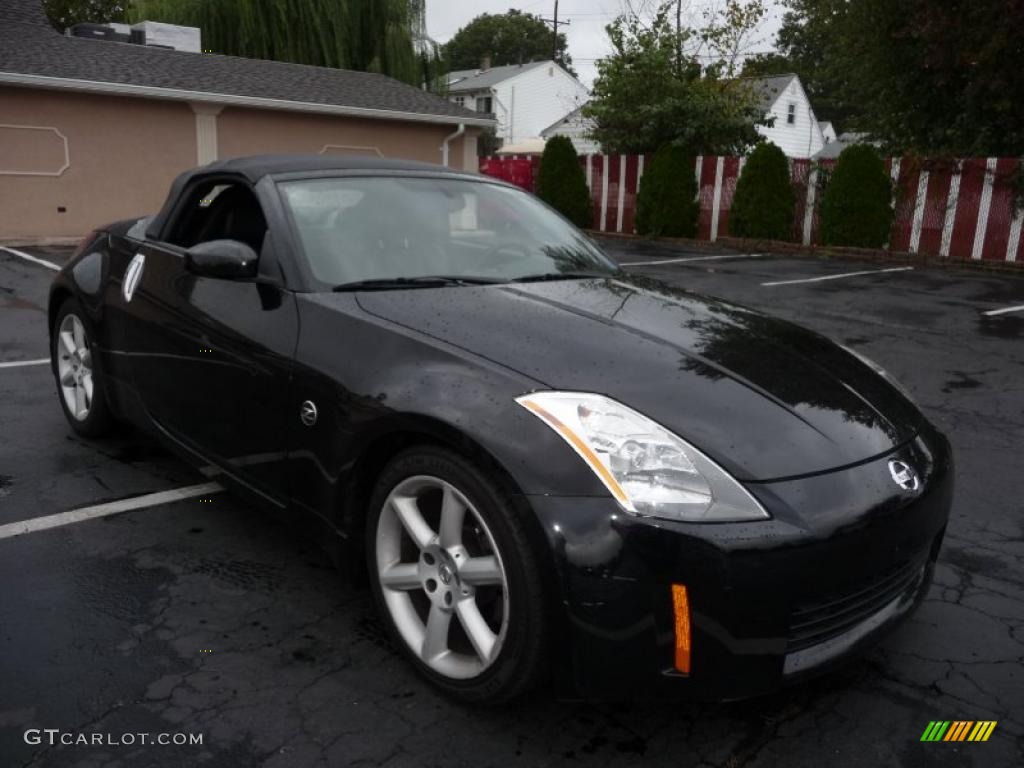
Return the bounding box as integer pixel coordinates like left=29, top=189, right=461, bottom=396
left=540, top=105, right=600, bottom=155
left=819, top=120, right=837, bottom=144
left=445, top=60, right=589, bottom=148
left=744, top=74, right=825, bottom=159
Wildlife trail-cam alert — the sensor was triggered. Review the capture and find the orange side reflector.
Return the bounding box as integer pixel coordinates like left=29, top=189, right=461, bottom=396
left=672, top=584, right=691, bottom=674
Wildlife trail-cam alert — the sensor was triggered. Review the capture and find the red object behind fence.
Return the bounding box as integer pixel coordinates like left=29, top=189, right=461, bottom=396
left=478, top=156, right=539, bottom=193
left=479, top=154, right=1022, bottom=263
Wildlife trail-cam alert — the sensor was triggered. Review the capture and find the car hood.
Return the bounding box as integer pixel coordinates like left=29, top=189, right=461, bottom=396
left=352, top=275, right=923, bottom=481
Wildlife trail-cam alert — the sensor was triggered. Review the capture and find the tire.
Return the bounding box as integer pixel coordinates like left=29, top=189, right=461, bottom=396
left=52, top=298, right=117, bottom=438
left=366, top=446, right=548, bottom=704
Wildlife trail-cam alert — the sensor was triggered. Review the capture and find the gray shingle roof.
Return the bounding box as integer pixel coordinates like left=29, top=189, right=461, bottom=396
left=0, top=0, right=488, bottom=125
left=446, top=61, right=550, bottom=92
left=540, top=105, right=591, bottom=136
left=738, top=73, right=798, bottom=112
left=812, top=132, right=872, bottom=160
left=2, top=0, right=48, bottom=25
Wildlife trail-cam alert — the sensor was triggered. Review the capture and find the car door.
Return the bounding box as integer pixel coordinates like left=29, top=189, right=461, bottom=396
left=123, top=176, right=299, bottom=503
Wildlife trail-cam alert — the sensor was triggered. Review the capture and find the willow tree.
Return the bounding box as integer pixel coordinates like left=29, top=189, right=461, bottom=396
left=131, top=0, right=423, bottom=85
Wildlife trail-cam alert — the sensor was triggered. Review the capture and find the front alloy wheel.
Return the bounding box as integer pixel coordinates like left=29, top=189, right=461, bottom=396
left=376, top=476, right=509, bottom=679
left=367, top=447, right=548, bottom=703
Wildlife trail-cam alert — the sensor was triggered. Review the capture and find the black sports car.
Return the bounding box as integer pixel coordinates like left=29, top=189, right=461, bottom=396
left=49, top=155, right=952, bottom=703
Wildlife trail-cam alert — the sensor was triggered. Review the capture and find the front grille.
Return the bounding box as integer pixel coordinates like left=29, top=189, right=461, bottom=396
left=787, top=558, right=925, bottom=651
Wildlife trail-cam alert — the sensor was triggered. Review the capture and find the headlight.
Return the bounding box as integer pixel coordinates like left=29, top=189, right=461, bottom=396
left=516, top=392, right=769, bottom=522
left=841, top=346, right=917, bottom=404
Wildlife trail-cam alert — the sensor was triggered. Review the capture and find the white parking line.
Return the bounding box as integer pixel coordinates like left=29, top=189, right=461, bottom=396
left=0, top=482, right=223, bottom=541
left=761, top=266, right=914, bottom=287
left=621, top=253, right=767, bottom=267
left=0, top=245, right=62, bottom=271
left=0, top=358, right=50, bottom=369
left=982, top=304, right=1024, bottom=317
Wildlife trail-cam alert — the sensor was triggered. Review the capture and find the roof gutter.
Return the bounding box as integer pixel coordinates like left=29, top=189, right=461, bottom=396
left=440, top=123, right=465, bottom=167
left=0, top=71, right=496, bottom=128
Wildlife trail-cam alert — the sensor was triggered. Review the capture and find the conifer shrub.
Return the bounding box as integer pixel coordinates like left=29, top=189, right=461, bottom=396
left=729, top=142, right=795, bottom=241
left=536, top=136, right=593, bottom=228
left=819, top=144, right=894, bottom=248
left=635, top=145, right=699, bottom=238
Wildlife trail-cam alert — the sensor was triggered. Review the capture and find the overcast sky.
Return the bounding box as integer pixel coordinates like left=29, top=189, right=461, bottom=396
left=425, top=1, right=785, bottom=87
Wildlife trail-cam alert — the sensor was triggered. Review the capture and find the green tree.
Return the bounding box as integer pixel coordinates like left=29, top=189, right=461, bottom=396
left=738, top=52, right=796, bottom=79
left=698, top=0, right=771, bottom=77
left=729, top=142, right=795, bottom=241
left=536, top=136, right=592, bottom=228
left=773, top=0, right=852, bottom=126
left=635, top=145, right=698, bottom=237
left=583, top=3, right=767, bottom=155
left=44, top=0, right=127, bottom=30
left=443, top=10, right=573, bottom=74
left=131, top=0, right=425, bottom=85
left=819, top=145, right=893, bottom=248
left=775, top=0, right=1024, bottom=155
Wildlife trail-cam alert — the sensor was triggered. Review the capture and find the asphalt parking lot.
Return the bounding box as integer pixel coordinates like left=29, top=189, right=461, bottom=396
left=1, top=239, right=1022, bottom=768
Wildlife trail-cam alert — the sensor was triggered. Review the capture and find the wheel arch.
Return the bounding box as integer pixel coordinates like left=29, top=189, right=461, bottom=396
left=342, top=413, right=528, bottom=540
left=339, top=415, right=564, bottom=603
left=48, top=284, right=74, bottom=342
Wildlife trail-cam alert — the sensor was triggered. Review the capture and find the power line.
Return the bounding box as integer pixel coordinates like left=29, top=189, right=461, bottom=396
left=572, top=49, right=778, bottom=61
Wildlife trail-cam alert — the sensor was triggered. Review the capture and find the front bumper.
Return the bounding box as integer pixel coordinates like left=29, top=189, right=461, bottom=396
left=529, top=424, right=953, bottom=701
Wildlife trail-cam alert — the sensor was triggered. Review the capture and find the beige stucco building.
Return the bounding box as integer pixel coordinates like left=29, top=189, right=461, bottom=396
left=0, top=1, right=491, bottom=243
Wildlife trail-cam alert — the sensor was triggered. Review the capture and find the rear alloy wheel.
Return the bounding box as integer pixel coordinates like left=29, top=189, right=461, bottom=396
left=57, top=313, right=93, bottom=421
left=367, top=448, right=548, bottom=703
left=52, top=300, right=116, bottom=437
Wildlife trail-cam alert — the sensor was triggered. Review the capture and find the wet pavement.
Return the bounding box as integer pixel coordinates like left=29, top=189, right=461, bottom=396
left=1, top=241, right=1022, bottom=767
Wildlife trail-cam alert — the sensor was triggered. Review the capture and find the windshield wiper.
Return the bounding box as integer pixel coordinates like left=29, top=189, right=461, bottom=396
left=332, top=276, right=502, bottom=292
left=509, top=271, right=614, bottom=284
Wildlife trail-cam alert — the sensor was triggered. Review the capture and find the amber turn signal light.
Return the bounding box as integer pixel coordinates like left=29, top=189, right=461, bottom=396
left=672, top=584, right=691, bottom=674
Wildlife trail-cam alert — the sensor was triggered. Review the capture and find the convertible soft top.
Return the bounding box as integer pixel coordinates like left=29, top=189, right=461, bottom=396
left=196, top=154, right=464, bottom=183
left=147, top=154, right=480, bottom=241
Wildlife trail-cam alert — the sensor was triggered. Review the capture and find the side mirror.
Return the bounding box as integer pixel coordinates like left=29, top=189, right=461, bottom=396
left=185, top=239, right=258, bottom=279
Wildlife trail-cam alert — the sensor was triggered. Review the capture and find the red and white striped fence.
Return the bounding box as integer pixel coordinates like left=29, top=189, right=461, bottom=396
left=479, top=154, right=1023, bottom=264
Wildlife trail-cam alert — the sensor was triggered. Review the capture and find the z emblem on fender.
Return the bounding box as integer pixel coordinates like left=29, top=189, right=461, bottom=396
left=122, top=253, right=146, bottom=303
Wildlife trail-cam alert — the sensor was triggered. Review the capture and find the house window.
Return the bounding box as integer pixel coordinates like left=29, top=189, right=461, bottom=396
left=477, top=96, right=493, bottom=114
left=453, top=96, right=464, bottom=107
left=787, top=103, right=796, bottom=125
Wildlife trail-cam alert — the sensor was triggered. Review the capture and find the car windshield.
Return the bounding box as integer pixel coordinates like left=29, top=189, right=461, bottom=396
left=278, top=176, right=618, bottom=288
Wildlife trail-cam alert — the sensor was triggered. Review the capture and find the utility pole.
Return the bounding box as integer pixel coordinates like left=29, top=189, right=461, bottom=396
left=540, top=1, right=571, bottom=65
left=553, top=0, right=560, bottom=62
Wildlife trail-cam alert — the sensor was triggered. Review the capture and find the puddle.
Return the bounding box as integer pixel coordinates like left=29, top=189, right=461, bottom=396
left=942, top=372, right=983, bottom=392
left=978, top=314, right=1023, bottom=338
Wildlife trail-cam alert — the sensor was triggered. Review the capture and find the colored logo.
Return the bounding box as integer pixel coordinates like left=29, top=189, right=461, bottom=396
left=920, top=721, right=997, bottom=742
